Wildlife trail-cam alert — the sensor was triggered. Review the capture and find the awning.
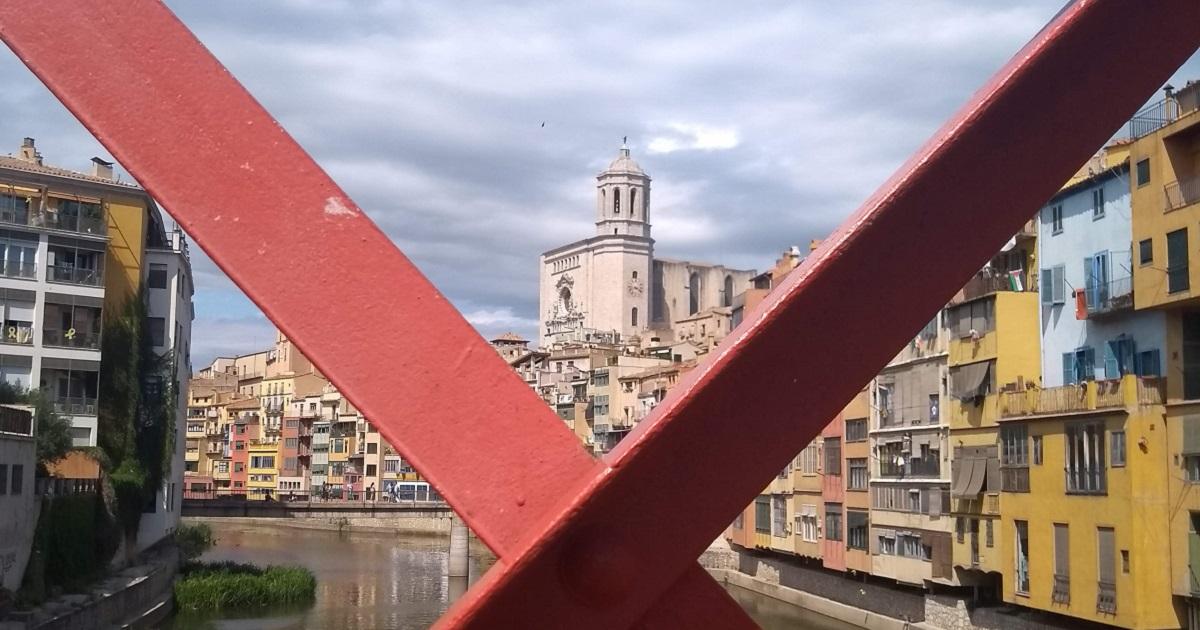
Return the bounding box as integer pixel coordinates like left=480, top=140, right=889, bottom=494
left=950, top=362, right=990, bottom=401
left=952, top=457, right=986, bottom=498
left=878, top=529, right=896, bottom=540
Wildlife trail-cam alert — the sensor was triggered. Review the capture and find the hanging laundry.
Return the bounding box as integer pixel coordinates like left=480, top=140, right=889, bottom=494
left=1075, top=288, right=1088, bottom=320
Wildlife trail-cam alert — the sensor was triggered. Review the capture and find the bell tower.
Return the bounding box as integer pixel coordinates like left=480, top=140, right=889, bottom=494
left=596, top=142, right=651, bottom=238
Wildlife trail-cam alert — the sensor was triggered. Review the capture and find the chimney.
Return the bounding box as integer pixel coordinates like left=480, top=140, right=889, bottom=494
left=90, top=157, right=114, bottom=180
left=18, top=138, right=42, bottom=165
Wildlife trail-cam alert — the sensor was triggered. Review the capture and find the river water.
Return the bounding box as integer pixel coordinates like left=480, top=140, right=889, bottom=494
left=168, top=521, right=859, bottom=629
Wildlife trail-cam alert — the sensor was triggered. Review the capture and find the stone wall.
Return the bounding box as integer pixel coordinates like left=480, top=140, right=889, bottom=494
left=21, top=548, right=177, bottom=630
left=734, top=547, right=927, bottom=623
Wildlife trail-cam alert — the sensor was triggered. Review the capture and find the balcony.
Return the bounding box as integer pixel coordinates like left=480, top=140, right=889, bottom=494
left=1065, top=465, right=1107, bottom=495
left=46, top=264, right=103, bottom=287
left=0, top=260, right=35, bottom=281
left=0, top=204, right=107, bottom=236
left=998, top=377, right=1147, bottom=419
left=43, top=328, right=101, bottom=350
left=0, top=323, right=34, bottom=346
left=1084, top=277, right=1133, bottom=318
left=53, top=396, right=98, bottom=416
left=878, top=455, right=940, bottom=479
left=1052, top=574, right=1070, bottom=605
left=951, top=269, right=1035, bottom=305
left=1096, top=581, right=1117, bottom=614
left=1165, top=174, right=1200, bottom=213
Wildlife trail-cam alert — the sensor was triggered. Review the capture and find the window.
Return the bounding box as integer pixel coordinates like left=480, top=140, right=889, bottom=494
left=613, top=187, right=620, bottom=214
left=250, top=455, right=275, bottom=468
left=848, top=459, right=868, bottom=490
left=986, top=518, right=994, bottom=548
left=629, top=189, right=637, bottom=216
left=772, top=496, right=787, bottom=538
left=898, top=533, right=926, bottom=559
left=384, top=459, right=399, bottom=473
left=283, top=457, right=297, bottom=471
left=1092, top=187, right=1105, bottom=218
left=1136, top=158, right=1150, bottom=187
left=956, top=517, right=965, bottom=544
left=824, top=437, right=841, bottom=476
left=722, top=275, right=733, bottom=307
left=1015, top=520, right=1030, bottom=594
left=1062, top=347, right=1096, bottom=385
left=845, top=418, right=867, bottom=442
left=1104, top=338, right=1136, bottom=378
left=235, top=440, right=245, bottom=450
left=1137, top=349, right=1161, bottom=377
left=947, top=297, right=996, bottom=337
left=1139, top=239, right=1153, bottom=266
left=754, top=497, right=770, bottom=534
left=732, top=512, right=743, bottom=530
left=148, top=263, right=168, bottom=289
left=796, top=441, right=820, bottom=474
left=367, top=442, right=378, bottom=455
left=878, top=532, right=896, bottom=555
left=631, top=307, right=638, bottom=328
left=929, top=394, right=940, bottom=424
left=284, top=437, right=298, bottom=449
left=799, top=510, right=819, bottom=542
left=148, top=316, right=166, bottom=347
left=1000, top=424, right=1030, bottom=492
left=1054, top=523, right=1070, bottom=604
left=1111, top=431, right=1126, bottom=467
left=333, top=438, right=346, bottom=454
left=1032, top=435, right=1043, bottom=465
left=825, top=503, right=842, bottom=542
left=1066, top=422, right=1107, bottom=494
left=233, top=462, right=244, bottom=473
left=1051, top=204, right=1063, bottom=233
left=593, top=395, right=609, bottom=417
left=1168, top=228, right=1189, bottom=294
left=847, top=510, right=868, bottom=550
left=1097, top=527, right=1117, bottom=613
left=215, top=461, right=229, bottom=474
left=366, top=464, right=377, bottom=476
left=0, top=465, right=6, bottom=495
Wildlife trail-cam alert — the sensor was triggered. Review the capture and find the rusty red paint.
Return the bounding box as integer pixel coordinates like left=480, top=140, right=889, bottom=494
left=1, top=0, right=1197, bottom=627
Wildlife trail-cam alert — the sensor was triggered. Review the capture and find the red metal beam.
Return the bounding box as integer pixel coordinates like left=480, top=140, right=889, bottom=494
left=2, top=0, right=1197, bottom=628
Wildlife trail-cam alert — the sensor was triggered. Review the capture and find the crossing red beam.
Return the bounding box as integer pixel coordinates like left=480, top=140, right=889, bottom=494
left=2, top=1, right=1197, bottom=628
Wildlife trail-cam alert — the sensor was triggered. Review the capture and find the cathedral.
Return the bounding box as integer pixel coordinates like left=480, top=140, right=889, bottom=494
left=538, top=145, right=756, bottom=347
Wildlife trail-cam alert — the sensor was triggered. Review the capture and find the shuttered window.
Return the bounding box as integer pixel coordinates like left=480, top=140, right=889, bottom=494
left=1054, top=523, right=1070, bottom=604
left=1097, top=527, right=1117, bottom=614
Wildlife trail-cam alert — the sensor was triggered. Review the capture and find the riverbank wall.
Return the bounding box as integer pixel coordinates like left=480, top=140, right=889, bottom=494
left=182, top=507, right=453, bottom=536
left=707, top=542, right=1119, bottom=630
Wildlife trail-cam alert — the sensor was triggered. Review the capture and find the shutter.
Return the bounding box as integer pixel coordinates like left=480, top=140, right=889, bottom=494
left=1053, top=265, right=1066, bottom=303
left=6, top=301, right=34, bottom=322
left=1190, top=516, right=1200, bottom=593
left=1085, top=256, right=1095, bottom=306
left=1097, top=527, right=1116, bottom=582
left=1143, top=349, right=1161, bottom=377
left=1104, top=342, right=1119, bottom=379
left=1054, top=524, right=1069, bottom=576
left=932, top=533, right=952, bottom=578
left=1082, top=347, right=1096, bottom=381
left=1063, top=353, right=1076, bottom=385
left=1041, top=268, right=1054, bottom=305
left=929, top=488, right=942, bottom=517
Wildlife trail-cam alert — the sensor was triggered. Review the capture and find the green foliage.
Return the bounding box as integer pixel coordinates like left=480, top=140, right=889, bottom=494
left=21, top=494, right=109, bottom=596
left=175, top=522, right=215, bottom=561
left=96, top=288, right=177, bottom=545
left=0, top=383, right=73, bottom=466
left=174, top=562, right=316, bottom=612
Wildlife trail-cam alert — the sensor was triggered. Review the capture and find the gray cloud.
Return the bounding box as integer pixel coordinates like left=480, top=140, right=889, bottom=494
left=1, top=1, right=1196, bottom=365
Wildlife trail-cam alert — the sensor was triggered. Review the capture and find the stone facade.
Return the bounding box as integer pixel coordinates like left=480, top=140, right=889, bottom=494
left=539, top=146, right=754, bottom=347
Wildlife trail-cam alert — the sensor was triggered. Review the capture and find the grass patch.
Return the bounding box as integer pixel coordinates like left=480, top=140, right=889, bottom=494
left=174, top=561, right=316, bottom=612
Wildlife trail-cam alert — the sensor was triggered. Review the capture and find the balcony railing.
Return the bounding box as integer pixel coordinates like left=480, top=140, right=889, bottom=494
left=0, top=261, right=35, bottom=280
left=999, top=377, right=1146, bottom=418
left=0, top=207, right=108, bottom=236
left=1165, top=174, right=1200, bottom=213
left=53, top=396, right=98, bottom=416
left=878, top=457, right=940, bottom=479
left=1052, top=574, right=1070, bottom=605
left=0, top=324, right=34, bottom=346
left=1096, top=580, right=1117, bottom=614
left=43, top=328, right=101, bottom=350
left=1084, top=276, right=1133, bottom=318
left=1065, top=465, right=1107, bottom=495
left=46, top=264, right=103, bottom=287
left=0, top=406, right=33, bottom=435
left=954, top=270, right=1036, bottom=304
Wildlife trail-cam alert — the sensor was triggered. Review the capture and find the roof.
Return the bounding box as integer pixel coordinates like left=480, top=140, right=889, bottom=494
left=621, top=362, right=694, bottom=381
left=0, top=154, right=142, bottom=190
left=227, top=397, right=262, bottom=410
left=491, top=332, right=528, bottom=343
left=602, top=147, right=645, bottom=176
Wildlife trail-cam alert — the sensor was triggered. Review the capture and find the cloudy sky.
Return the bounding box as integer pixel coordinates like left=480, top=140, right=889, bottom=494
left=1, top=1, right=1197, bottom=367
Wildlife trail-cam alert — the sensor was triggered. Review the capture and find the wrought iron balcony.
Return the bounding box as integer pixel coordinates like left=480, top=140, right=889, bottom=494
left=1084, top=276, right=1133, bottom=318
left=1096, top=580, right=1117, bottom=614
left=1165, top=174, right=1200, bottom=212
left=1052, top=574, right=1070, bottom=604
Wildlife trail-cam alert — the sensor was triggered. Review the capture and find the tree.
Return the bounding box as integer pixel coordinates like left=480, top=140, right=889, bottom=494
left=0, top=382, right=72, bottom=467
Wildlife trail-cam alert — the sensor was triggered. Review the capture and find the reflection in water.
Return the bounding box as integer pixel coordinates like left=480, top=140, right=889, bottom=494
left=170, top=522, right=861, bottom=629
left=167, top=521, right=491, bottom=630
left=722, top=583, right=862, bottom=630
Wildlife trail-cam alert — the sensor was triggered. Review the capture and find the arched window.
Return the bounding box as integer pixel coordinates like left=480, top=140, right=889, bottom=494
left=629, top=188, right=637, bottom=217
left=631, top=307, right=639, bottom=327
left=614, top=188, right=621, bottom=214
left=689, top=272, right=700, bottom=315
left=632, top=270, right=638, bottom=279
left=600, top=189, right=605, bottom=212
left=723, top=275, right=733, bottom=307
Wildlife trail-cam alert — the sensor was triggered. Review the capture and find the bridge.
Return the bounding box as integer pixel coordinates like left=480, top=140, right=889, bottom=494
left=181, top=491, right=451, bottom=521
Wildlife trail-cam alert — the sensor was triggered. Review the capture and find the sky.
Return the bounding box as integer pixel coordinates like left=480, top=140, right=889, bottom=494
left=0, top=1, right=1197, bottom=368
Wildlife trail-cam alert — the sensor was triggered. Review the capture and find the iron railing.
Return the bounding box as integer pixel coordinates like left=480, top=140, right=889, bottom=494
left=53, top=396, right=98, bottom=416
left=1097, top=580, right=1117, bottom=614
left=1085, top=276, right=1133, bottom=317
left=36, top=477, right=98, bottom=496
left=1052, top=574, right=1070, bottom=604
left=954, top=269, right=1036, bottom=304
left=1165, top=174, right=1200, bottom=213
left=1126, top=97, right=1181, bottom=139
left=42, top=328, right=101, bottom=350
left=46, top=264, right=103, bottom=287
left=0, top=406, right=32, bottom=435
left=1066, top=465, right=1107, bottom=495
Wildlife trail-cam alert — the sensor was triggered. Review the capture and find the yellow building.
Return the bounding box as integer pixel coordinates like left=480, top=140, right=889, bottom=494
left=1127, top=80, right=1200, bottom=627
left=947, top=234, right=1041, bottom=590
left=246, top=441, right=278, bottom=500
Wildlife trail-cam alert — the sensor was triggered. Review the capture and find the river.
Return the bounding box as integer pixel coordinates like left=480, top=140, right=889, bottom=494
left=168, top=520, right=860, bottom=629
